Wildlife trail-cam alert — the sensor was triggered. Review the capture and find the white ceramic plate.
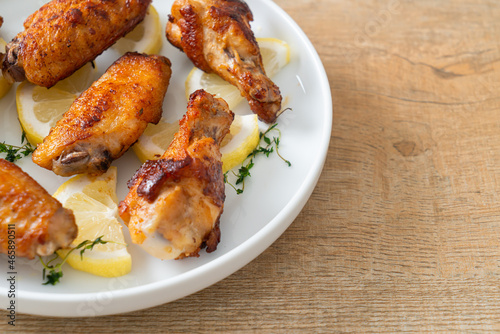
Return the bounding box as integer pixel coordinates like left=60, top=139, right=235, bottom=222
left=0, top=0, right=331, bottom=317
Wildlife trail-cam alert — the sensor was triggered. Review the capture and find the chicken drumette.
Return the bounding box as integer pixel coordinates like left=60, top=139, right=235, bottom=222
left=2, top=0, right=151, bottom=88
left=0, top=159, right=77, bottom=259
left=166, top=0, right=283, bottom=123
left=32, top=52, right=172, bottom=176
left=119, top=89, right=234, bottom=260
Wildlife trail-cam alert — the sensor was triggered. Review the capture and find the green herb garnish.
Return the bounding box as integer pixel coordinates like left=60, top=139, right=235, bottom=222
left=225, top=123, right=291, bottom=194
left=39, top=236, right=112, bottom=285
left=0, top=131, right=35, bottom=163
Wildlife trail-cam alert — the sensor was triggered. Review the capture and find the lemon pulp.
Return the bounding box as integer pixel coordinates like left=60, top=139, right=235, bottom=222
left=53, top=167, right=132, bottom=278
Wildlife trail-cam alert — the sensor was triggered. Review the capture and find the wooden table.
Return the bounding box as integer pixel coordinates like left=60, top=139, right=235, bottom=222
left=5, top=0, right=500, bottom=332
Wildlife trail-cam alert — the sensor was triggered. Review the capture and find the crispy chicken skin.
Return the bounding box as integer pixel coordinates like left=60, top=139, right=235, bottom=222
left=32, top=52, right=172, bottom=177
left=2, top=0, right=151, bottom=87
left=119, top=89, right=234, bottom=259
left=0, top=159, right=77, bottom=259
left=166, top=0, right=283, bottom=123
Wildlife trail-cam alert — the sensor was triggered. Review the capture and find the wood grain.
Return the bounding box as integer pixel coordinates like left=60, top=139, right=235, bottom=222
left=4, top=0, right=500, bottom=332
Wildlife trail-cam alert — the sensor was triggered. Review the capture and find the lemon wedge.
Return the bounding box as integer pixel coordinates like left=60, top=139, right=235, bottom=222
left=133, top=114, right=259, bottom=173
left=16, top=62, right=97, bottom=145
left=185, top=38, right=290, bottom=109
left=53, top=167, right=132, bottom=278
left=220, top=114, right=259, bottom=172
left=113, top=5, right=162, bottom=55
left=132, top=119, right=180, bottom=163
left=0, top=38, right=12, bottom=99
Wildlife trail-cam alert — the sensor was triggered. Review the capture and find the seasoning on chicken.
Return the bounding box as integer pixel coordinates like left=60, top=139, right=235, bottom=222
left=32, top=52, right=172, bottom=177
left=166, top=0, right=283, bottom=123
left=119, top=89, right=234, bottom=260
left=0, top=159, right=77, bottom=259
left=2, top=0, right=151, bottom=87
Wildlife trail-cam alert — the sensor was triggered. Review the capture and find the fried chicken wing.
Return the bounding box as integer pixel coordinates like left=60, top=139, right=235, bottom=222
left=119, top=89, right=234, bottom=259
left=166, top=0, right=283, bottom=123
left=2, top=0, right=151, bottom=87
left=0, top=159, right=77, bottom=259
left=32, top=52, right=172, bottom=177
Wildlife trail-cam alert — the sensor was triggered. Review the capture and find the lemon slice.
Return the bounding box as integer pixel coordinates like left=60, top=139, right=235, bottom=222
left=185, top=38, right=290, bottom=109
left=53, top=167, right=132, bottom=278
left=133, top=114, right=259, bottom=173
left=0, top=38, right=12, bottom=99
left=113, top=5, right=162, bottom=55
left=220, top=114, right=259, bottom=172
left=132, top=120, right=180, bottom=163
left=16, top=62, right=97, bottom=145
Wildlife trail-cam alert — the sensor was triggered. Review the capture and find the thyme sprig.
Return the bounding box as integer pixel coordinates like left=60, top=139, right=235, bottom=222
left=0, top=131, right=35, bottom=163
left=224, top=123, right=291, bottom=194
left=39, top=236, right=119, bottom=285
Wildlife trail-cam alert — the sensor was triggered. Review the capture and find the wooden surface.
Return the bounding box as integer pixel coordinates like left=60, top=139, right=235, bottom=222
left=5, top=0, right=500, bottom=332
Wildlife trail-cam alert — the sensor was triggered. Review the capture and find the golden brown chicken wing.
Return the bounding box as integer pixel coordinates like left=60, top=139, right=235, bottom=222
left=119, top=89, right=234, bottom=259
left=2, top=0, right=151, bottom=87
left=166, top=0, right=283, bottom=123
left=32, top=52, right=172, bottom=176
left=0, top=159, right=77, bottom=259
